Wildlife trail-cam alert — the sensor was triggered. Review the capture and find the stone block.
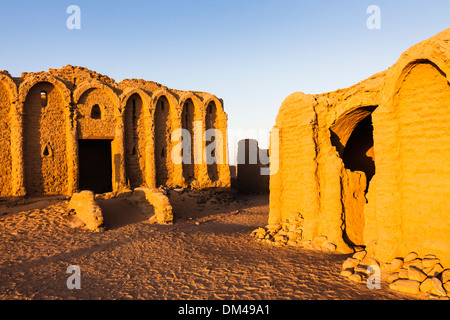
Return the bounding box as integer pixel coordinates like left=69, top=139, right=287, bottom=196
left=390, top=258, right=404, bottom=273
left=389, top=279, right=421, bottom=294
left=131, top=187, right=173, bottom=224
left=68, top=190, right=104, bottom=231
left=408, top=266, right=427, bottom=282
left=342, top=258, right=359, bottom=270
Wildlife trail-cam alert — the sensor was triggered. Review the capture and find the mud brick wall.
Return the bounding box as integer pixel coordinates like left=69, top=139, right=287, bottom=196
left=0, top=65, right=231, bottom=198
left=268, top=29, right=450, bottom=265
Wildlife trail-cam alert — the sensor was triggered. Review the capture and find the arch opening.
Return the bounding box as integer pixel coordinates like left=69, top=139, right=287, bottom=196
left=154, top=95, right=170, bottom=187
left=330, top=106, right=377, bottom=248
left=181, top=99, right=195, bottom=184
left=124, top=93, right=145, bottom=189
left=205, top=101, right=219, bottom=182
left=342, top=115, right=375, bottom=193
left=23, top=82, right=67, bottom=195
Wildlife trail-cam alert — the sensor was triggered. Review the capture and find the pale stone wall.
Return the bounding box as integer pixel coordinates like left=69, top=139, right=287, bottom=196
left=0, top=65, right=230, bottom=198
left=269, top=29, right=450, bottom=264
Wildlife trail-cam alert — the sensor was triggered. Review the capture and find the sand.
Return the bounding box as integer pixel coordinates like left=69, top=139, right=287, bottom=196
left=0, top=191, right=418, bottom=300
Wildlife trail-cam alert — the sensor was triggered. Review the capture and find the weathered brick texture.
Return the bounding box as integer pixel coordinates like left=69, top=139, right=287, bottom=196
left=269, top=29, right=450, bottom=265
left=0, top=65, right=230, bottom=198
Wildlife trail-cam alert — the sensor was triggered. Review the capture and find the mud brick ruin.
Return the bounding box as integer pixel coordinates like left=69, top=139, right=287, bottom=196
left=267, top=29, right=450, bottom=269
left=0, top=65, right=230, bottom=198
left=236, top=139, right=269, bottom=194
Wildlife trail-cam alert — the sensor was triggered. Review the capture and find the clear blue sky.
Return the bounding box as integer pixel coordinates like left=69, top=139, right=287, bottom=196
left=0, top=0, right=449, bottom=163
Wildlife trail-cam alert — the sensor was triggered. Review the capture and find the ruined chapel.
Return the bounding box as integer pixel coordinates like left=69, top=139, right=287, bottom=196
left=0, top=65, right=230, bottom=198
left=268, top=29, right=450, bottom=266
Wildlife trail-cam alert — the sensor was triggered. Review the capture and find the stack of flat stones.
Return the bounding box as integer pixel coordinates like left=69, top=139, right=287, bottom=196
left=341, top=251, right=450, bottom=299
left=386, top=252, right=450, bottom=299
left=250, top=215, right=304, bottom=246
left=250, top=215, right=337, bottom=252
left=340, top=250, right=379, bottom=283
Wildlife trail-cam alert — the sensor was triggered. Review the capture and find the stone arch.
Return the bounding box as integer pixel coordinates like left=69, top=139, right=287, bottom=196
left=22, top=81, right=68, bottom=195
left=393, top=61, right=449, bottom=257
left=123, top=92, right=148, bottom=189
left=151, top=90, right=178, bottom=187
left=74, top=84, right=119, bottom=139
left=121, top=88, right=154, bottom=188
left=366, top=37, right=450, bottom=262
left=74, top=82, right=124, bottom=193
left=18, top=74, right=71, bottom=109
left=178, top=94, right=200, bottom=185
left=205, top=99, right=219, bottom=182
left=120, top=87, right=152, bottom=112
left=74, top=82, right=120, bottom=109
left=203, top=96, right=227, bottom=183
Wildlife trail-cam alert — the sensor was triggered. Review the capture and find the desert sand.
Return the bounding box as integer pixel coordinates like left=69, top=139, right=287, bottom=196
left=0, top=191, right=417, bottom=300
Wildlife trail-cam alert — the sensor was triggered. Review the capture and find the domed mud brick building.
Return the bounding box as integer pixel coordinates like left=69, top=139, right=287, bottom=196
left=0, top=65, right=230, bottom=198
left=268, top=29, right=450, bottom=266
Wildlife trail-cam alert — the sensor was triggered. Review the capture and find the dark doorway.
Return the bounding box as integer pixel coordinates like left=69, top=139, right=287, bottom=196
left=342, top=115, right=375, bottom=194
left=78, top=139, right=113, bottom=194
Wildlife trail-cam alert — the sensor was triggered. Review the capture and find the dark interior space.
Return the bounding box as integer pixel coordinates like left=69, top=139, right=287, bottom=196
left=78, top=139, right=113, bottom=194
left=342, top=115, right=375, bottom=193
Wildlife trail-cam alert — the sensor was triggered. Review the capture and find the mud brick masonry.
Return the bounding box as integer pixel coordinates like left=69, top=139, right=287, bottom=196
left=0, top=65, right=230, bottom=198
left=268, top=29, right=450, bottom=267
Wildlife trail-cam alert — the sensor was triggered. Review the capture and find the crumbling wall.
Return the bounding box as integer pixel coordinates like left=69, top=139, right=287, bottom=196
left=131, top=187, right=173, bottom=224
left=69, top=190, right=104, bottom=231
left=0, top=65, right=230, bottom=198
left=365, top=30, right=450, bottom=266
left=268, top=29, right=450, bottom=265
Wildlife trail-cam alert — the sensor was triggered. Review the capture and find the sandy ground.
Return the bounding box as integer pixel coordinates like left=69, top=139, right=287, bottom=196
left=0, top=191, right=419, bottom=300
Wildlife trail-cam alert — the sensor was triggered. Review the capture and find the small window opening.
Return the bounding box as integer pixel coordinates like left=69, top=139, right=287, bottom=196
left=132, top=145, right=137, bottom=156
left=40, top=91, right=48, bottom=107
left=91, top=104, right=102, bottom=119
left=161, top=101, right=165, bottom=111
left=208, top=104, right=212, bottom=114
left=42, top=143, right=52, bottom=157
left=161, top=148, right=165, bottom=158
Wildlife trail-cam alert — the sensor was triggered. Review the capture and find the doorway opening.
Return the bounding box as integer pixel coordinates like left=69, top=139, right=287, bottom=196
left=342, top=115, right=375, bottom=194
left=78, top=139, right=113, bottom=194
left=330, top=106, right=377, bottom=248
